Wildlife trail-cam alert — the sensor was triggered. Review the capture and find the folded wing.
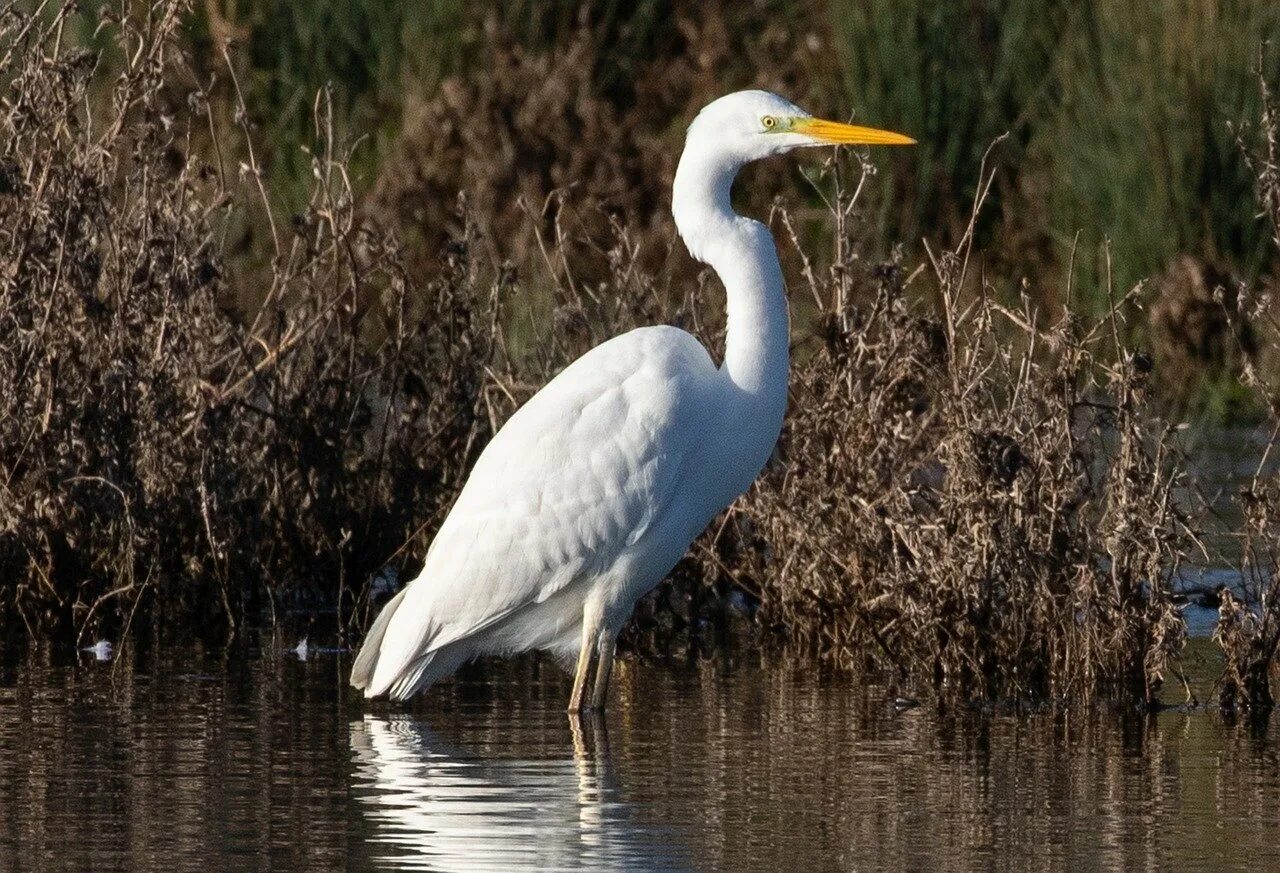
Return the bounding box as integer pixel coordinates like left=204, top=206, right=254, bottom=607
left=360, top=325, right=719, bottom=697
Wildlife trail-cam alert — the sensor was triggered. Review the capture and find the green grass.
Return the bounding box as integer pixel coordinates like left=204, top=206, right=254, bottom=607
left=1042, top=2, right=1280, bottom=301
left=830, top=0, right=1280, bottom=309
left=830, top=0, right=1073, bottom=249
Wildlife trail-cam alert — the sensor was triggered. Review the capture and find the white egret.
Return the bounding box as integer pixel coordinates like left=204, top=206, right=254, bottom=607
left=350, top=90, right=914, bottom=711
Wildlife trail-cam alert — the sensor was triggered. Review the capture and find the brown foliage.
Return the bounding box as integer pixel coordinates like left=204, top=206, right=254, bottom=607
left=714, top=163, right=1190, bottom=704
left=1148, top=254, right=1254, bottom=399
left=364, top=3, right=831, bottom=288
left=1213, top=66, right=1280, bottom=712
left=0, top=0, right=726, bottom=649
left=0, top=2, right=497, bottom=641
left=0, top=1, right=1245, bottom=711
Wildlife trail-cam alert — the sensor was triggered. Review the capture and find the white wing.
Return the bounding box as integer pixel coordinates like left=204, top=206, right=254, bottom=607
left=364, top=325, right=719, bottom=696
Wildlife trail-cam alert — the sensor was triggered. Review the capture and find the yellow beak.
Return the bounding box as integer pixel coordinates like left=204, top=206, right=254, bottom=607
left=793, top=117, right=916, bottom=146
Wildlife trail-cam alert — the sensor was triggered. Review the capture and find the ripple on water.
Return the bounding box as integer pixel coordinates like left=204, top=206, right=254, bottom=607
left=0, top=647, right=1278, bottom=872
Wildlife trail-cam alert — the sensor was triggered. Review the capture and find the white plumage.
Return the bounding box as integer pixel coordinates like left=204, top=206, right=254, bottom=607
left=351, top=90, right=913, bottom=709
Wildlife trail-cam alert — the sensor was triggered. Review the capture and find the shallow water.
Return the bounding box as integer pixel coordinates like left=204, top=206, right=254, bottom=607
left=1, top=643, right=1279, bottom=872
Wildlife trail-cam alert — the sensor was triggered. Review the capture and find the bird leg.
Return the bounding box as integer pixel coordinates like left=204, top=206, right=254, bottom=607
left=568, top=618, right=599, bottom=714
left=590, top=628, right=617, bottom=711
left=568, top=707, right=610, bottom=760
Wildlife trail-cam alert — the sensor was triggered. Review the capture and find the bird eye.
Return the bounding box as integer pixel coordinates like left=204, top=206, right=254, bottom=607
left=761, top=115, right=777, bottom=130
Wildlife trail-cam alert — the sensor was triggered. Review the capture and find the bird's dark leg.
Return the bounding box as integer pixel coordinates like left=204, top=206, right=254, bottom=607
left=568, top=616, right=599, bottom=714
left=569, top=707, right=610, bottom=760
left=590, top=628, right=617, bottom=711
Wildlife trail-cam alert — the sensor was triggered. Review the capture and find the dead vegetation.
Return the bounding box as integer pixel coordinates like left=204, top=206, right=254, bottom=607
left=0, top=0, right=712, bottom=649
left=702, top=157, right=1191, bottom=705
left=1147, top=254, right=1256, bottom=412
left=364, top=3, right=829, bottom=291
left=1212, top=67, right=1280, bottom=713
left=2, top=1, right=1279, bottom=711
left=0, top=1, right=499, bottom=642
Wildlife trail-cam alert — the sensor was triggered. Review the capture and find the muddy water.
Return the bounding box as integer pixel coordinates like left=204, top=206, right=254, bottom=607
left=1, top=642, right=1278, bottom=872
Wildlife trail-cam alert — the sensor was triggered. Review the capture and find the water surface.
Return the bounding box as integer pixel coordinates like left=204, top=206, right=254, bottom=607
left=1, top=644, right=1277, bottom=872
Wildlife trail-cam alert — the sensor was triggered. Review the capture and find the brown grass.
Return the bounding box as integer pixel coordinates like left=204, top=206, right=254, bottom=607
left=1, top=1, right=1274, bottom=711
left=362, top=3, right=832, bottom=295
left=0, top=1, right=498, bottom=642
left=1212, top=65, right=1280, bottom=713
left=704, top=156, right=1191, bottom=706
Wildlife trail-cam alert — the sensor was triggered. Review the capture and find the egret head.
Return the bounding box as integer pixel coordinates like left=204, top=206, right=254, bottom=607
left=685, top=90, right=915, bottom=165
left=674, top=90, right=914, bottom=263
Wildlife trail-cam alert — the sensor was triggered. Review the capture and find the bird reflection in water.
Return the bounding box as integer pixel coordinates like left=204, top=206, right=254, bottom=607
left=349, top=715, right=689, bottom=872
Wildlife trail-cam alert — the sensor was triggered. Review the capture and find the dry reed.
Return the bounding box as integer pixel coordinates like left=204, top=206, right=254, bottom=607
left=705, top=155, right=1192, bottom=706
left=2, top=1, right=1274, bottom=711
left=0, top=1, right=497, bottom=643
left=1213, top=65, right=1280, bottom=712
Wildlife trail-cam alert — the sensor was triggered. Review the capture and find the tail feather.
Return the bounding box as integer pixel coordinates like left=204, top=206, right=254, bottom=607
left=387, top=644, right=470, bottom=700
left=350, top=588, right=408, bottom=692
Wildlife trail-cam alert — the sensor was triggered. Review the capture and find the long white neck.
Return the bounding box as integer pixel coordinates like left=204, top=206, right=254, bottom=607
left=672, top=143, right=789, bottom=483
